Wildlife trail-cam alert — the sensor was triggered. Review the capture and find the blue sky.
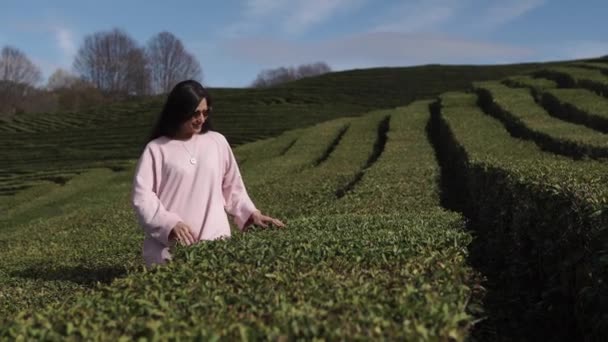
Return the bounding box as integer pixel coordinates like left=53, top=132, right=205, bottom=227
left=1, top=0, right=607, bottom=87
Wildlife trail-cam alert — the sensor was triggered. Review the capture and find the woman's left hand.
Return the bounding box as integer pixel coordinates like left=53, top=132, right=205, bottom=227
left=247, top=210, right=286, bottom=229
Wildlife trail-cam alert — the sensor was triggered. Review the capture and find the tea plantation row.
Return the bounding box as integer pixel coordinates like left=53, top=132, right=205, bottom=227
left=1, top=103, right=479, bottom=340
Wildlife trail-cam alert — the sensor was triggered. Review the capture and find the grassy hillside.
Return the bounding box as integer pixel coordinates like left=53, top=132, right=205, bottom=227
left=1, top=57, right=608, bottom=340
left=0, top=61, right=569, bottom=197
left=1, top=102, right=479, bottom=340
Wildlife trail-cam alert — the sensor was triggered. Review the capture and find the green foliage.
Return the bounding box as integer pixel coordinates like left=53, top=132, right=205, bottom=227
left=0, top=100, right=479, bottom=340
left=432, top=91, right=608, bottom=340
left=239, top=117, right=351, bottom=185
left=3, top=59, right=608, bottom=340
left=242, top=111, right=389, bottom=219
left=233, top=128, right=303, bottom=166
left=503, top=75, right=558, bottom=90
left=0, top=169, right=141, bottom=318
left=535, top=66, right=608, bottom=97
left=573, top=62, right=608, bottom=74
left=502, top=75, right=557, bottom=101
left=2, top=212, right=475, bottom=341
left=540, top=88, right=608, bottom=133
left=475, top=81, right=608, bottom=160
left=1, top=62, right=552, bottom=195
left=332, top=101, right=441, bottom=214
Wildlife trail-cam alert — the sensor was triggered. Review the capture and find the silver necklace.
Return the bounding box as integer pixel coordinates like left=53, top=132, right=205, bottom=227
left=181, top=138, right=197, bottom=165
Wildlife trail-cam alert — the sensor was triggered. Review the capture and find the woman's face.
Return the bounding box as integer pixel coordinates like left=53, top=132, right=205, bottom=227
left=178, top=97, right=209, bottom=138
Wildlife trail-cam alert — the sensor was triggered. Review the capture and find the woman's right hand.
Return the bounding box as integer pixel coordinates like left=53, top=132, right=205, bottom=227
left=169, top=221, right=195, bottom=246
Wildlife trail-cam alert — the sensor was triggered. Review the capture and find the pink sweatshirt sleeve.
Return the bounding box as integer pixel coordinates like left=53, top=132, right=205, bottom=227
left=131, top=145, right=183, bottom=246
left=221, top=137, right=258, bottom=231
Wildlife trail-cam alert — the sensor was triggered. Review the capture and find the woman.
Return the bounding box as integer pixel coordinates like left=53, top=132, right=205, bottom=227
left=131, top=80, right=285, bottom=267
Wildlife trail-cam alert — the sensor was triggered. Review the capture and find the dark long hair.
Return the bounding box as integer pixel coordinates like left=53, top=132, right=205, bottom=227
left=147, top=80, right=213, bottom=143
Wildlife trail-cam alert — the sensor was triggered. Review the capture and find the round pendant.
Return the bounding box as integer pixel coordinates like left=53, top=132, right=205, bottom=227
left=190, top=158, right=197, bottom=165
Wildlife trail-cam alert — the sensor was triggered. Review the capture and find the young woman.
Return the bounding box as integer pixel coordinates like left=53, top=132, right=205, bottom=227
left=131, top=80, right=285, bottom=267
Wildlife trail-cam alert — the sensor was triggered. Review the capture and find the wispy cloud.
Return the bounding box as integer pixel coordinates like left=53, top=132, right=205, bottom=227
left=53, top=26, right=77, bottom=59
left=479, top=0, right=546, bottom=30
left=223, top=31, right=534, bottom=68
left=222, top=0, right=282, bottom=37
left=372, top=0, right=462, bottom=33
left=224, top=0, right=548, bottom=40
left=283, top=0, right=365, bottom=34
left=223, top=0, right=367, bottom=37
left=8, top=18, right=77, bottom=69
left=244, top=0, right=288, bottom=17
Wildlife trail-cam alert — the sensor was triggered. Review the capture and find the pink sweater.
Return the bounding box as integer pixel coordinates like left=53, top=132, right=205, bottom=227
left=131, top=131, right=258, bottom=267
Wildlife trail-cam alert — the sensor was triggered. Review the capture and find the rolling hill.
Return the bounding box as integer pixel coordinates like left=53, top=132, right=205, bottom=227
left=1, top=58, right=608, bottom=340
left=0, top=61, right=564, bottom=197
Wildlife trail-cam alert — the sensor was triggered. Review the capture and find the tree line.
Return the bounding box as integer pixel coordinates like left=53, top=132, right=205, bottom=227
left=0, top=28, right=203, bottom=114
left=0, top=27, right=331, bottom=115
left=250, top=62, right=331, bottom=88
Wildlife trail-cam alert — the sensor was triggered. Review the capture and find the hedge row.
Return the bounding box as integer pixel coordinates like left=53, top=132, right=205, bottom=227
left=240, top=117, right=351, bottom=186
left=1, top=212, right=475, bottom=341
left=475, top=81, right=608, bottom=160
left=1, top=103, right=478, bottom=340
left=502, top=75, right=557, bottom=100
left=2, top=169, right=121, bottom=229
left=0, top=87, right=371, bottom=195
left=573, top=62, right=608, bottom=75
left=432, top=91, right=608, bottom=341
left=244, top=111, right=387, bottom=219
left=501, top=74, right=608, bottom=134
left=540, top=88, right=608, bottom=133
left=332, top=101, right=442, bottom=214
left=534, top=66, right=608, bottom=97
left=0, top=169, right=141, bottom=320
left=234, top=128, right=304, bottom=165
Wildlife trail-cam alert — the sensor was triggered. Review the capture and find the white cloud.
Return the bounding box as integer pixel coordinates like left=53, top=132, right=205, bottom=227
left=4, top=21, right=77, bottom=80
left=9, top=20, right=77, bottom=70
left=223, top=31, right=534, bottom=68
left=223, top=0, right=547, bottom=41
left=54, top=26, right=77, bottom=59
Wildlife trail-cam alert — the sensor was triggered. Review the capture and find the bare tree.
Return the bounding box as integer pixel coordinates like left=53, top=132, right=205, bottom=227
left=251, top=67, right=297, bottom=88
left=251, top=62, right=331, bottom=88
left=0, top=46, right=44, bottom=114
left=47, top=68, right=80, bottom=90
left=297, top=62, right=331, bottom=78
left=0, top=46, right=42, bottom=86
left=146, top=31, right=203, bottom=94
left=125, top=47, right=151, bottom=95
left=73, top=28, right=150, bottom=95
left=45, top=68, right=104, bottom=110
